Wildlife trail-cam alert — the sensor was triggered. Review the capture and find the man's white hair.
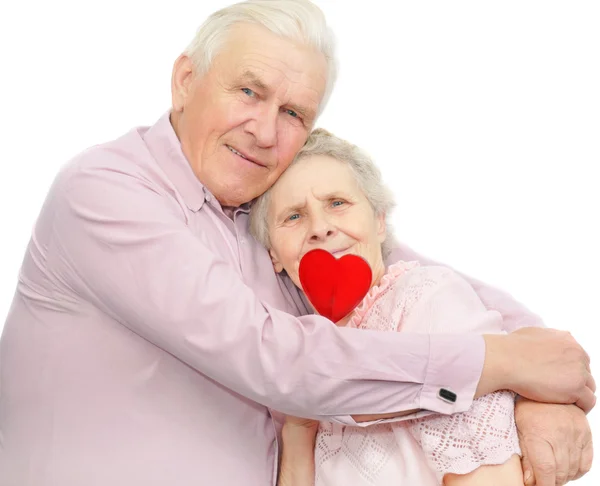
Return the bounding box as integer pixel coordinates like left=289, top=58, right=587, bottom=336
left=250, top=128, right=397, bottom=257
left=184, top=0, right=337, bottom=114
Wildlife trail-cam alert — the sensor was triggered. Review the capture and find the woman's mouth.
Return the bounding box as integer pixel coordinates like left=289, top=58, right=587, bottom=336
left=330, top=247, right=351, bottom=258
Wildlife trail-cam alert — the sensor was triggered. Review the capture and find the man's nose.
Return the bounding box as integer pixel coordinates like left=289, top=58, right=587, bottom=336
left=245, top=105, right=278, bottom=148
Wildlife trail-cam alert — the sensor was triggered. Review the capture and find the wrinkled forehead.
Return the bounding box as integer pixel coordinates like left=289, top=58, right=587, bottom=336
left=214, top=23, right=328, bottom=116
left=267, top=155, right=361, bottom=213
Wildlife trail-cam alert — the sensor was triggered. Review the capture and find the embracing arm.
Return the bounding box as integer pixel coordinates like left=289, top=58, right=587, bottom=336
left=51, top=157, right=487, bottom=423
left=52, top=156, right=593, bottom=428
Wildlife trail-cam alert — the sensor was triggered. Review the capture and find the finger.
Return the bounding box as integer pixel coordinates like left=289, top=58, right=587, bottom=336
left=575, top=386, right=596, bottom=414
left=567, top=443, right=581, bottom=483
left=552, top=440, right=570, bottom=486
left=521, top=454, right=535, bottom=486
left=574, top=440, right=593, bottom=480
left=527, top=440, right=556, bottom=486
left=586, top=371, right=596, bottom=393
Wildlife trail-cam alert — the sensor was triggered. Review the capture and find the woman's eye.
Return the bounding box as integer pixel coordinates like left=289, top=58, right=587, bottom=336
left=287, top=213, right=300, bottom=221
left=241, top=88, right=256, bottom=97
left=331, top=200, right=345, bottom=207
left=285, top=109, right=298, bottom=118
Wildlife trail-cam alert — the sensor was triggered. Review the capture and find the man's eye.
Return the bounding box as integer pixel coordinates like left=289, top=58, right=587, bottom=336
left=242, top=88, right=256, bottom=97
left=287, top=214, right=300, bottom=221
left=331, top=200, right=345, bottom=207
left=285, top=109, right=298, bottom=118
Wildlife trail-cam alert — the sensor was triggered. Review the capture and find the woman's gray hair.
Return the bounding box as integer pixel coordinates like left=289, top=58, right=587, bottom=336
left=250, top=128, right=397, bottom=257
left=185, top=0, right=337, bottom=115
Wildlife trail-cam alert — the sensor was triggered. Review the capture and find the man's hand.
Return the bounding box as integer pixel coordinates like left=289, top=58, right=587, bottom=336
left=479, top=328, right=596, bottom=412
left=516, top=397, right=593, bottom=486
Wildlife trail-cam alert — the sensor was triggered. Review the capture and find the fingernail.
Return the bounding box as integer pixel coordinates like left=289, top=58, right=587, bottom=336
left=523, top=470, right=532, bottom=483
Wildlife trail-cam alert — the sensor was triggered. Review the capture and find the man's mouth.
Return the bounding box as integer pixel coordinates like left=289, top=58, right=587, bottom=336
left=226, top=145, right=265, bottom=167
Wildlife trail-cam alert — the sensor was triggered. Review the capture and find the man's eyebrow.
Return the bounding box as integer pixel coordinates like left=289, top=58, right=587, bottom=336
left=239, top=70, right=270, bottom=91
left=238, top=70, right=317, bottom=121
left=286, top=102, right=316, bottom=121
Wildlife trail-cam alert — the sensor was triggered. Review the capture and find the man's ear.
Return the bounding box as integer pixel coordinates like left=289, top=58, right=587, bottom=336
left=171, top=54, right=195, bottom=113
left=376, top=212, right=387, bottom=243
left=269, top=248, right=284, bottom=273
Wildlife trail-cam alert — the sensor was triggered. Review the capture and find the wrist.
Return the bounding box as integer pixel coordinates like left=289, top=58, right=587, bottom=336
left=279, top=424, right=317, bottom=485
left=282, top=423, right=319, bottom=443
left=477, top=334, right=512, bottom=397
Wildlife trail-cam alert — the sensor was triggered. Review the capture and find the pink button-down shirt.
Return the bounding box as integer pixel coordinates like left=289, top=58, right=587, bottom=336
left=0, top=112, right=542, bottom=485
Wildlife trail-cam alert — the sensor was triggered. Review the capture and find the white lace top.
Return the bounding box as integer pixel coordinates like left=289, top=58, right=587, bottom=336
left=314, top=262, right=521, bottom=485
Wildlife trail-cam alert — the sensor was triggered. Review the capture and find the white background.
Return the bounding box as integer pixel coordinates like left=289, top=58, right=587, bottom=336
left=1, top=1, right=598, bottom=483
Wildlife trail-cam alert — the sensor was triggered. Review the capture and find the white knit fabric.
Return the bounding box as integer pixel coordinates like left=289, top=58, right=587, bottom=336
left=314, top=264, right=521, bottom=485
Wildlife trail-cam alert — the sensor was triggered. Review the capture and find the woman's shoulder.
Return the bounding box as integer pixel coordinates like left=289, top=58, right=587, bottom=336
left=386, top=261, right=464, bottom=295
left=348, top=262, right=461, bottom=330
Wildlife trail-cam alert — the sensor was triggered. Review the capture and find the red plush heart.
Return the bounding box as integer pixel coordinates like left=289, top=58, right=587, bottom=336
left=299, top=249, right=372, bottom=322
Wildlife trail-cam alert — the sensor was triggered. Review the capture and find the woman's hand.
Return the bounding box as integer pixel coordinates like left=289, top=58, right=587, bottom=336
left=515, top=398, right=593, bottom=486
left=278, top=416, right=319, bottom=486
left=283, top=415, right=320, bottom=434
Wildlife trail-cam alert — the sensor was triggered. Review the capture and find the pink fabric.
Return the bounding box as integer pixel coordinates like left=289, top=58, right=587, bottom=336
left=0, top=113, right=538, bottom=485
left=314, top=263, right=521, bottom=485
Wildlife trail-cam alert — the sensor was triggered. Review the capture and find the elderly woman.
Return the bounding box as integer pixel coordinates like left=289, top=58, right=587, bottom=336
left=250, top=129, right=524, bottom=486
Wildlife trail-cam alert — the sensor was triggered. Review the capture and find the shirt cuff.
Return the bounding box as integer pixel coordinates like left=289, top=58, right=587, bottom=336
left=331, top=408, right=437, bottom=427
left=419, top=333, right=485, bottom=415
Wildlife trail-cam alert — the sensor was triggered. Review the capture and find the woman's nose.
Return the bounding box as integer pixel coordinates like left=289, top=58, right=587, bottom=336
left=308, top=213, right=337, bottom=241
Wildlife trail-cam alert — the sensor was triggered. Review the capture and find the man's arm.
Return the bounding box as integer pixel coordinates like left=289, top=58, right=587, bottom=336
left=50, top=156, right=593, bottom=423
left=385, top=241, right=544, bottom=331
left=51, top=158, right=483, bottom=423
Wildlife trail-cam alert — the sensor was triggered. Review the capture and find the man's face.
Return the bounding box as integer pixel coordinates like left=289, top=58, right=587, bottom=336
left=171, top=23, right=328, bottom=207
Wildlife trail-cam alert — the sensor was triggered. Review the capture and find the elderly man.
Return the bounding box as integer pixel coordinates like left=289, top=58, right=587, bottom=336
left=0, top=1, right=594, bottom=485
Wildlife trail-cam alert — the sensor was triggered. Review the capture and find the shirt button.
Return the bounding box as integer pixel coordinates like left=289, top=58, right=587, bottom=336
left=438, top=388, right=457, bottom=403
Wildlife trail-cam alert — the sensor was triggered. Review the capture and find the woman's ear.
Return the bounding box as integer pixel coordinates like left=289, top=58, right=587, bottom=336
left=376, top=212, right=387, bottom=243
left=269, top=249, right=284, bottom=273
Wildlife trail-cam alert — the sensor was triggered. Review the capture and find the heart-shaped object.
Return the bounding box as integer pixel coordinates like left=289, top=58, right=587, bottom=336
left=299, top=249, right=372, bottom=322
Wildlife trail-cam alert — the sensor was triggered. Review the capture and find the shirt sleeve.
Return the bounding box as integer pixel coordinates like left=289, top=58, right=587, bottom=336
left=393, top=267, right=521, bottom=480
left=48, top=156, right=485, bottom=423
left=385, top=240, right=545, bottom=332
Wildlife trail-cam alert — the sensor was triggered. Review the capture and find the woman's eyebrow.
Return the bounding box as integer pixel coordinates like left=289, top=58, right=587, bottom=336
left=276, top=202, right=305, bottom=220
left=319, top=191, right=344, bottom=200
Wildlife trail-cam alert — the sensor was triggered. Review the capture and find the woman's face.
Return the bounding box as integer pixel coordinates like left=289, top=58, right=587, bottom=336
left=267, top=155, right=387, bottom=289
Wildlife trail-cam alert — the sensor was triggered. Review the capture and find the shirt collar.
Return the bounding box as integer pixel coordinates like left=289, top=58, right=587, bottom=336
left=143, top=111, right=253, bottom=216
left=143, top=111, right=207, bottom=212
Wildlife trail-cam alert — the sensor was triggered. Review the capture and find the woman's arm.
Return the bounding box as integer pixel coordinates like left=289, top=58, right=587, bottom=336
left=444, top=454, right=524, bottom=486
left=393, top=266, right=523, bottom=483
left=278, top=418, right=319, bottom=486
